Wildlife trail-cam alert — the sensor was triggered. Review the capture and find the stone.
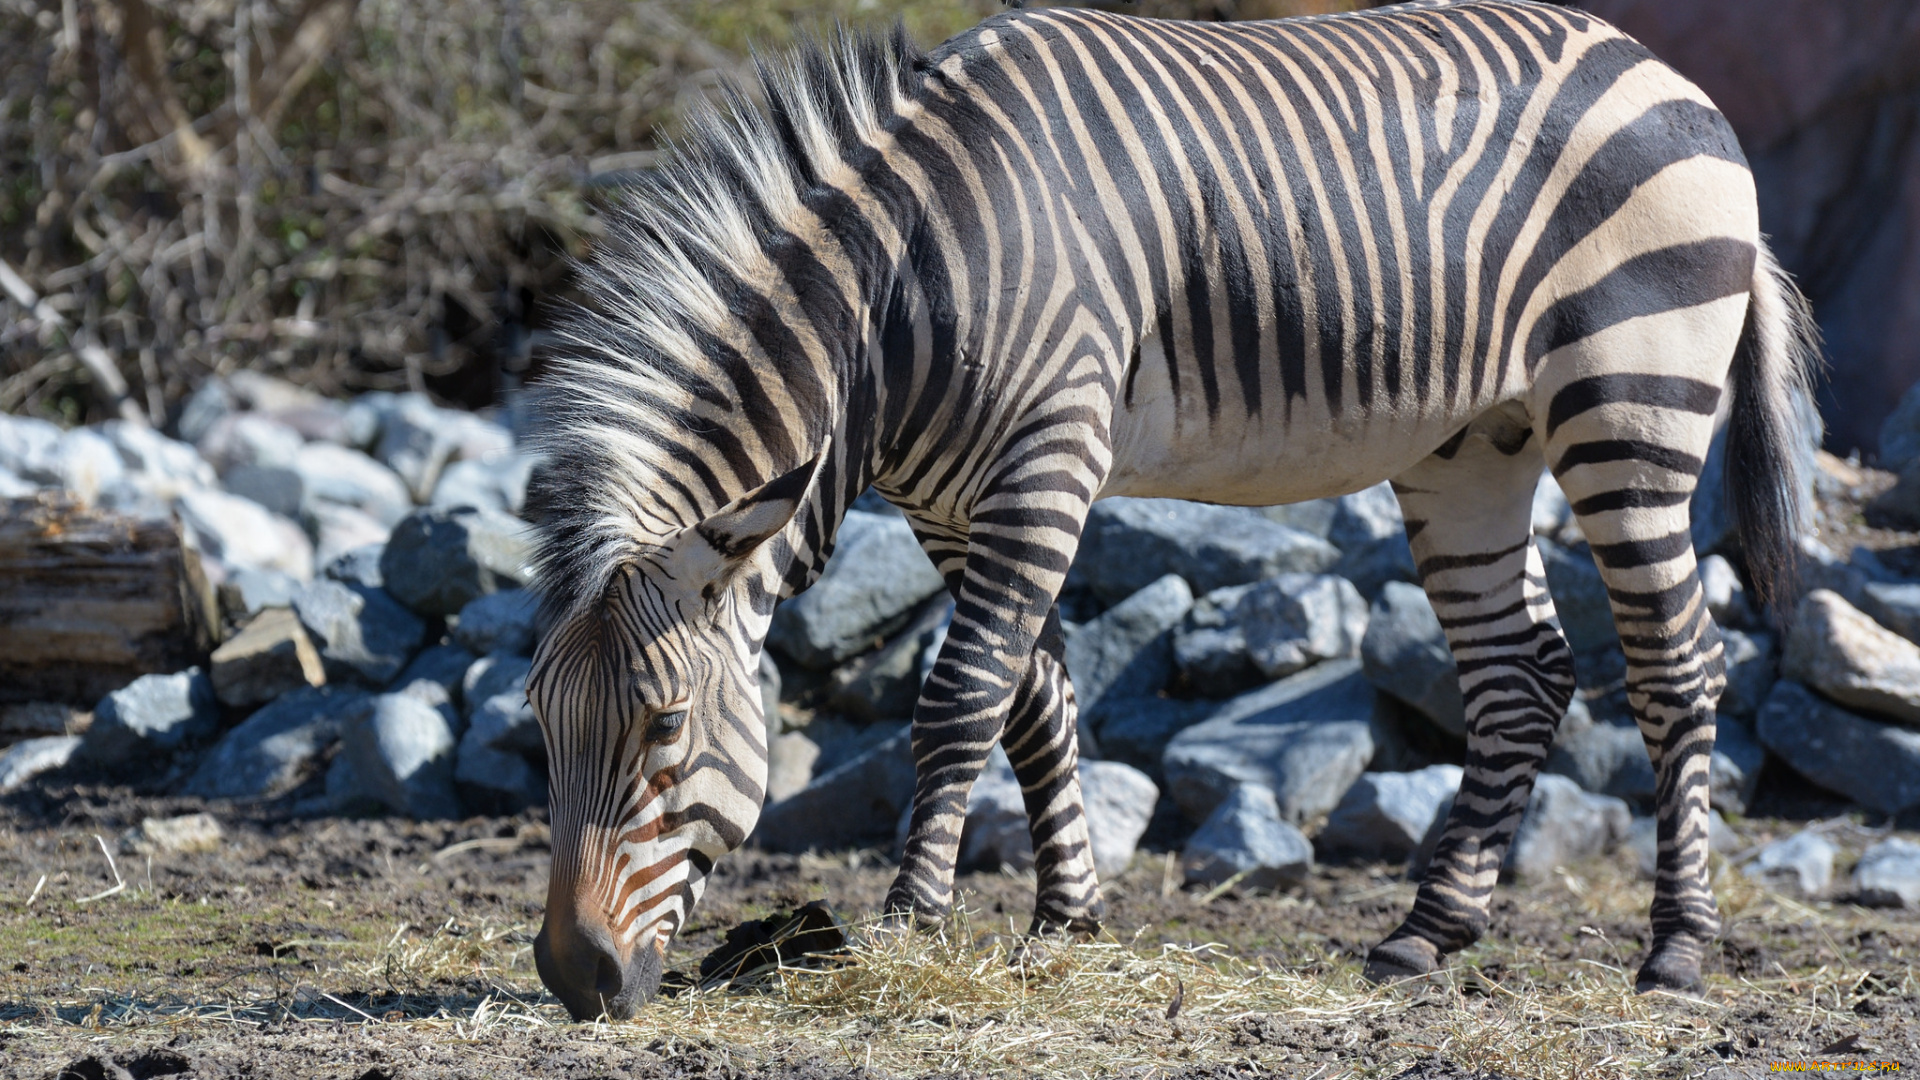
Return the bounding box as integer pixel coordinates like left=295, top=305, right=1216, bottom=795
left=1079, top=758, right=1160, bottom=877
left=1162, top=658, right=1376, bottom=824
left=379, top=506, right=535, bottom=618
left=183, top=686, right=370, bottom=800
left=128, top=812, right=225, bottom=855
left=1067, top=574, right=1194, bottom=718
left=766, top=731, right=821, bottom=804
left=758, top=651, right=782, bottom=726
left=1075, top=497, right=1340, bottom=604
left=1711, top=715, right=1767, bottom=816
left=1754, top=681, right=1920, bottom=815
left=1260, top=499, right=1336, bottom=539
left=1719, top=628, right=1778, bottom=717
left=1174, top=573, right=1366, bottom=697
left=767, top=511, right=946, bottom=669
left=0, top=413, right=61, bottom=477
left=462, top=652, right=533, bottom=719
left=754, top=726, right=916, bottom=852
left=1180, top=783, right=1315, bottom=889
left=217, top=567, right=301, bottom=619
left=1700, top=554, right=1756, bottom=630
left=823, top=599, right=949, bottom=722
left=1095, top=696, right=1217, bottom=779
left=102, top=421, right=215, bottom=496
left=1625, top=810, right=1736, bottom=881
left=1360, top=581, right=1464, bottom=738
left=389, top=643, right=477, bottom=704
left=307, top=502, right=391, bottom=572
left=1319, top=765, right=1463, bottom=862
left=228, top=370, right=330, bottom=414
left=291, top=442, right=413, bottom=527
left=44, top=427, right=127, bottom=505
left=1879, top=381, right=1920, bottom=473
left=220, top=464, right=304, bottom=520
left=293, top=579, right=427, bottom=686
left=452, top=588, right=539, bottom=657
left=1857, top=580, right=1920, bottom=648
left=1545, top=720, right=1656, bottom=807
left=1502, top=774, right=1633, bottom=881
left=0, top=465, right=35, bottom=498
left=80, top=668, right=219, bottom=769
left=195, top=413, right=305, bottom=475
left=1538, top=539, right=1619, bottom=656
left=1333, top=531, right=1418, bottom=602
left=0, top=736, right=81, bottom=793
left=322, top=543, right=386, bottom=589
left=431, top=453, right=534, bottom=517
left=176, top=379, right=234, bottom=444
left=1532, top=471, right=1573, bottom=539
left=1852, top=837, right=1920, bottom=909
left=1744, top=829, right=1836, bottom=895
left=1868, top=459, right=1920, bottom=529
left=375, top=394, right=513, bottom=501
left=0, top=702, right=87, bottom=738
left=175, top=488, right=314, bottom=582
left=454, top=690, right=547, bottom=813
left=333, top=693, right=462, bottom=819
left=209, top=607, right=326, bottom=707
left=1329, top=483, right=1418, bottom=599
left=1782, top=589, right=1920, bottom=726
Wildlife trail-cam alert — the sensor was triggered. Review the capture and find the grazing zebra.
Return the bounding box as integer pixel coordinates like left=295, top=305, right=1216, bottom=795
left=524, top=0, right=1817, bottom=1018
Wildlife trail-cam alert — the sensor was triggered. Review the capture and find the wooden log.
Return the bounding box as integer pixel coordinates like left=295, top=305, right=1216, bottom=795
left=0, top=495, right=221, bottom=705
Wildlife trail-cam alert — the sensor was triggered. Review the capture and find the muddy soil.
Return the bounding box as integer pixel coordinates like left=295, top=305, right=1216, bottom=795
left=1, top=776, right=1916, bottom=1080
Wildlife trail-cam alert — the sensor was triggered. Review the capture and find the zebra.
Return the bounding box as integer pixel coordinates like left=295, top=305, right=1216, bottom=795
left=523, top=0, right=1818, bottom=1019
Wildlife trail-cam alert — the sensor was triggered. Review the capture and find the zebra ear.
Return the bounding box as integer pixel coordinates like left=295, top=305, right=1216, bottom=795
left=692, top=454, right=821, bottom=563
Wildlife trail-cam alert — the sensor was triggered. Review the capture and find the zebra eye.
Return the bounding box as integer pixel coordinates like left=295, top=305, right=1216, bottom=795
left=646, top=704, right=690, bottom=743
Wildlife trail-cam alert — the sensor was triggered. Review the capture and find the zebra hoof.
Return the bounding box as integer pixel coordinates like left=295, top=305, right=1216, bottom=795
left=1363, top=936, right=1440, bottom=984
left=1026, top=912, right=1101, bottom=941
left=1634, top=953, right=1706, bottom=998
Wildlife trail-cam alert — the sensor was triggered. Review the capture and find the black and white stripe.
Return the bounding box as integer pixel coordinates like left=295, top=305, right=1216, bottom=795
left=524, top=0, right=1818, bottom=1018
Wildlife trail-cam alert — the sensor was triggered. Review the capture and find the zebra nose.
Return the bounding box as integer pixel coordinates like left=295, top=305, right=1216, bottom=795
left=534, top=915, right=664, bottom=1020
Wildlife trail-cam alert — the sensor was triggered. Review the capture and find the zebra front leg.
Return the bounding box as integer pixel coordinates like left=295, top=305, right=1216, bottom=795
left=1366, top=409, right=1578, bottom=981
left=1001, top=607, right=1103, bottom=937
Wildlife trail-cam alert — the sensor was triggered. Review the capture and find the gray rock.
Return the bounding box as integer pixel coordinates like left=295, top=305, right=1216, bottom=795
left=1319, top=765, right=1463, bottom=861
left=1503, top=773, right=1632, bottom=881
left=209, top=607, right=326, bottom=708
left=1162, top=658, right=1376, bottom=823
left=824, top=599, right=949, bottom=722
left=379, top=506, right=534, bottom=617
left=1625, top=810, right=1736, bottom=880
left=1878, top=381, right=1920, bottom=473
left=0, top=464, right=36, bottom=498
left=42, top=426, right=126, bottom=504
left=454, top=690, right=547, bottom=813
left=1180, top=783, right=1315, bottom=889
left=1095, top=697, right=1217, bottom=779
left=0, top=736, right=82, bottom=793
left=1793, top=535, right=1884, bottom=610
left=1852, top=837, right=1920, bottom=909
left=758, top=651, right=782, bottom=729
left=196, top=413, right=304, bottom=475
left=1333, top=532, right=1418, bottom=602
left=1869, top=458, right=1920, bottom=529
left=766, top=731, right=821, bottom=804
left=0, top=702, right=83, bottom=739
left=767, top=511, right=946, bottom=669
left=1858, top=580, right=1920, bottom=647
left=462, top=652, right=532, bottom=719
left=1260, top=500, right=1336, bottom=539
left=0, top=413, right=61, bottom=478
left=293, top=579, right=427, bottom=686
left=1532, top=471, right=1572, bottom=539
left=292, top=442, right=413, bottom=527
left=389, top=643, right=477, bottom=704
left=307, top=502, right=391, bottom=572
left=221, top=464, right=304, bottom=520
left=1546, top=720, right=1655, bottom=807
left=183, top=686, right=371, bottom=800
left=1075, top=498, right=1340, bottom=604
left=1079, top=758, right=1160, bottom=877
left=218, top=567, right=302, bottom=618
left=452, top=588, right=539, bottom=657
left=102, top=421, right=216, bottom=496
left=754, top=726, right=916, bottom=852
left=175, top=488, right=314, bottom=581
left=1783, top=589, right=1920, bottom=726
left=1719, top=629, right=1778, bottom=717
left=322, top=543, right=387, bottom=589
left=1711, top=715, right=1766, bottom=816
left=1538, top=539, right=1619, bottom=656
left=431, top=453, right=533, bottom=517
left=333, top=693, right=462, bottom=819
left=1360, top=581, right=1464, bottom=738
left=176, top=379, right=234, bottom=444
left=375, top=394, right=512, bottom=501
left=1700, top=554, right=1756, bottom=630
left=127, top=812, right=225, bottom=855
left=1175, top=573, right=1366, bottom=697
left=1328, top=483, right=1418, bottom=599
left=81, top=668, right=219, bottom=769
left=1744, top=829, right=1835, bottom=895
left=1755, top=681, right=1920, bottom=814
left=1067, top=574, right=1194, bottom=718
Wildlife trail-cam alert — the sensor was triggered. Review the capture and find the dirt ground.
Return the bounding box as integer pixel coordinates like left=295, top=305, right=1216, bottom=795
left=1, top=773, right=1915, bottom=1080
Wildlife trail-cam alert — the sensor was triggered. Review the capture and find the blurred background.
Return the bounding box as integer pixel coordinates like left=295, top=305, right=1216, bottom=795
left=1, top=0, right=1916, bottom=455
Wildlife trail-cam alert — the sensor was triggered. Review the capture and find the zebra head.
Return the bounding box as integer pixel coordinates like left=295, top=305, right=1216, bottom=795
left=528, top=457, right=818, bottom=1019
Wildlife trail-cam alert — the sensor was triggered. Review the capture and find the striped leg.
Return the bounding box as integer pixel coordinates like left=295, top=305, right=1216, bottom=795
left=1001, top=608, right=1103, bottom=936
left=1366, top=406, right=1578, bottom=981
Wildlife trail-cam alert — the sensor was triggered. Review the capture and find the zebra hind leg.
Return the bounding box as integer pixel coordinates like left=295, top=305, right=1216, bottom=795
left=1000, top=608, right=1103, bottom=938
left=1365, top=406, right=1578, bottom=982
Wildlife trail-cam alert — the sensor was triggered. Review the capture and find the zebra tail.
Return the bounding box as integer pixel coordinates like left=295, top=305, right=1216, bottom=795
left=1725, top=240, right=1823, bottom=611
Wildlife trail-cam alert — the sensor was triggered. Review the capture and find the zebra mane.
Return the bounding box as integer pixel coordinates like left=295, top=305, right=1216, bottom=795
left=527, top=22, right=927, bottom=626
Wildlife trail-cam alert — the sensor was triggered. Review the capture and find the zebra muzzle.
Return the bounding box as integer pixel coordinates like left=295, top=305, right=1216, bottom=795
left=535, top=916, right=665, bottom=1020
